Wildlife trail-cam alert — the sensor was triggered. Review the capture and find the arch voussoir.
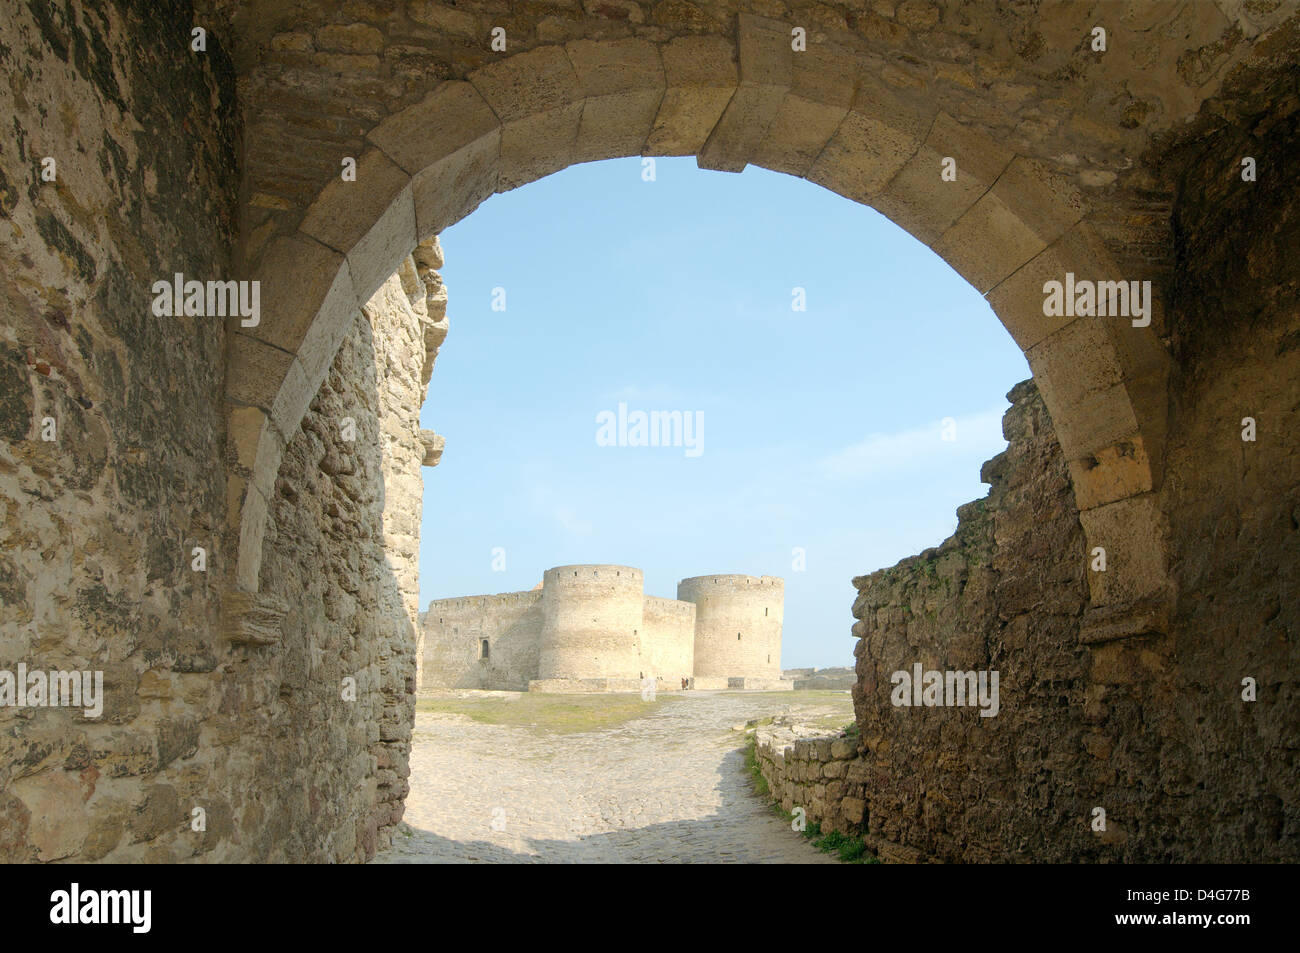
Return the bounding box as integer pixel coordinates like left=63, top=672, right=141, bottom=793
left=246, top=233, right=352, bottom=359
left=805, top=72, right=934, bottom=208
left=300, top=150, right=410, bottom=257
left=368, top=82, right=501, bottom=176
left=645, top=35, right=736, bottom=156
left=226, top=329, right=295, bottom=412
left=871, top=111, right=1014, bottom=246
left=1028, top=321, right=1141, bottom=455
left=292, top=257, right=361, bottom=394
left=299, top=147, right=417, bottom=302
left=366, top=81, right=503, bottom=240
left=566, top=37, right=666, bottom=163
left=234, top=474, right=271, bottom=595
left=751, top=39, right=855, bottom=177
left=468, top=45, right=584, bottom=190
left=411, top=133, right=501, bottom=243
left=932, top=156, right=1085, bottom=294
left=986, top=220, right=1114, bottom=351
left=698, top=13, right=792, bottom=173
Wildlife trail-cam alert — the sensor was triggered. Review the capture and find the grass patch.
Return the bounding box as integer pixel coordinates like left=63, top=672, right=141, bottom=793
left=811, top=828, right=872, bottom=863
left=742, top=733, right=770, bottom=798
left=415, top=691, right=680, bottom=733
left=794, top=818, right=879, bottom=865
left=813, top=712, right=858, bottom=731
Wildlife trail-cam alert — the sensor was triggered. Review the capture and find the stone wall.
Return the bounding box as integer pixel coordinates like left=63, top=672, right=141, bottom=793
left=241, top=251, right=443, bottom=861
left=849, top=313, right=1299, bottom=863
left=754, top=718, right=864, bottom=837
left=1139, top=58, right=1300, bottom=861
left=377, top=246, right=447, bottom=688
left=641, top=595, right=695, bottom=687
left=850, top=380, right=1091, bottom=863
left=0, top=0, right=441, bottom=861
left=420, top=591, right=543, bottom=691
left=0, top=0, right=239, bottom=863
left=784, top=667, right=857, bottom=691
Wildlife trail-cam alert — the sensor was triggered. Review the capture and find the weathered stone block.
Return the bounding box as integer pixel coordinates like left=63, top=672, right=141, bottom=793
left=12, top=770, right=88, bottom=861
left=752, top=41, right=854, bottom=176
left=985, top=221, right=1117, bottom=352
left=347, top=185, right=418, bottom=305
left=411, top=129, right=502, bottom=239
left=698, top=14, right=792, bottom=172
left=873, top=111, right=1014, bottom=246
left=248, top=235, right=350, bottom=358
left=567, top=38, right=666, bottom=162
left=226, top=332, right=294, bottom=413
left=1027, top=319, right=1145, bottom=461
left=1078, top=493, right=1169, bottom=607
left=300, top=150, right=412, bottom=259
left=1067, top=437, right=1155, bottom=511
left=469, top=46, right=584, bottom=190
left=830, top=737, right=856, bottom=760
left=646, top=36, right=737, bottom=156
left=369, top=82, right=501, bottom=177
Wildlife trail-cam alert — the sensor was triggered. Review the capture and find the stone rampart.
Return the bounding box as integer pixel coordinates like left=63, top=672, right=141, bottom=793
left=784, top=667, right=857, bottom=691
left=421, top=591, right=543, bottom=691
left=641, top=595, right=695, bottom=686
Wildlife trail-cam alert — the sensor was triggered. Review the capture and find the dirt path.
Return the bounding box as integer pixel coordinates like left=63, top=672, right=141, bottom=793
left=374, top=691, right=852, bottom=863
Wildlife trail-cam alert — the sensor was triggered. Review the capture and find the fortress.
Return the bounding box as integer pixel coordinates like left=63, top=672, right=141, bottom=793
left=419, top=566, right=792, bottom=693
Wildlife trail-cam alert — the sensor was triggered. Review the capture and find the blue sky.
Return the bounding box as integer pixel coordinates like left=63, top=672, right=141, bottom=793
left=417, top=156, right=1029, bottom=669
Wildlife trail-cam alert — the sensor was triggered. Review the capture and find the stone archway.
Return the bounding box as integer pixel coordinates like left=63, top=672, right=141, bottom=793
left=224, top=15, right=1175, bottom=641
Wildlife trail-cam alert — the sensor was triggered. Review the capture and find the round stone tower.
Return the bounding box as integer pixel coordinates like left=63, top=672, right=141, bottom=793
left=537, top=565, right=645, bottom=681
left=677, top=574, right=784, bottom=681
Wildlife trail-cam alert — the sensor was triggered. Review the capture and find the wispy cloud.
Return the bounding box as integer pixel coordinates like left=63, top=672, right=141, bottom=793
left=817, top=408, right=1006, bottom=481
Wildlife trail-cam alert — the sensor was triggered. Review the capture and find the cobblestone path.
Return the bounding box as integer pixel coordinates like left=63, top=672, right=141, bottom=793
left=375, top=691, right=850, bottom=864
